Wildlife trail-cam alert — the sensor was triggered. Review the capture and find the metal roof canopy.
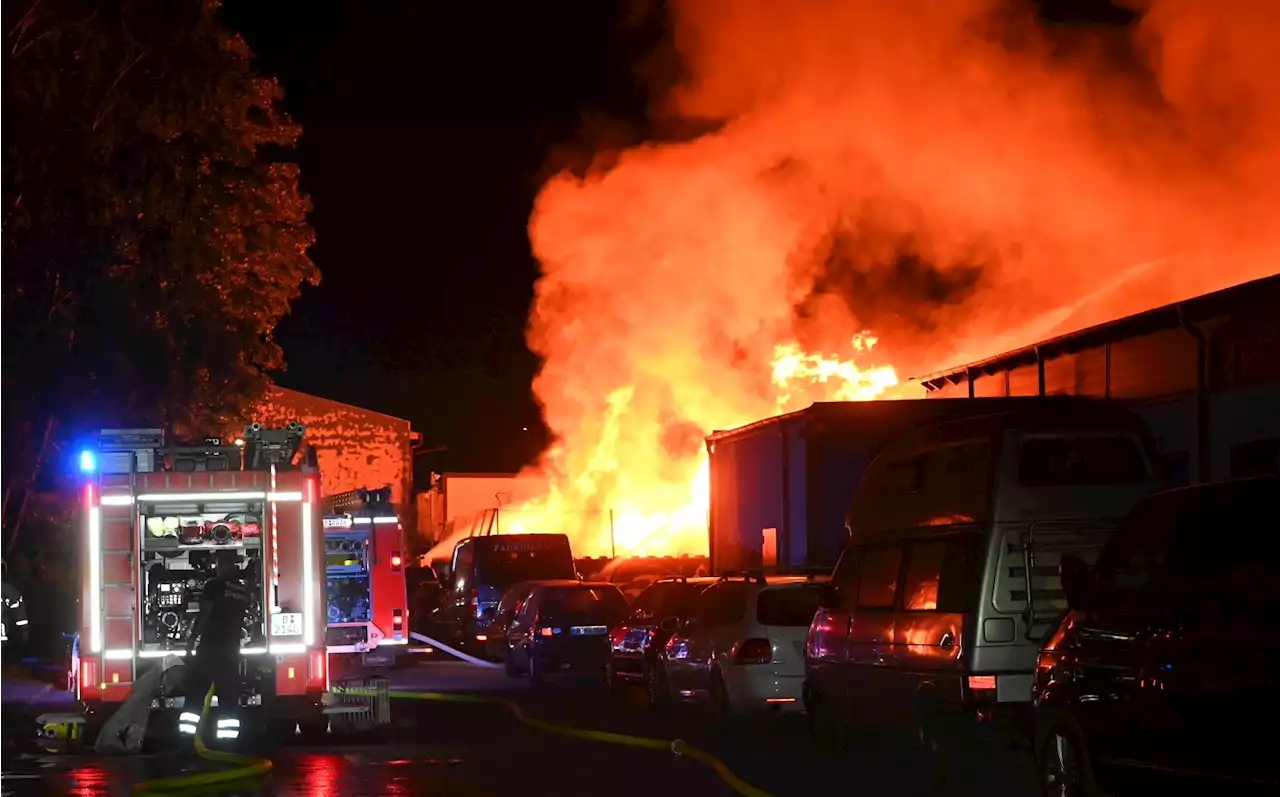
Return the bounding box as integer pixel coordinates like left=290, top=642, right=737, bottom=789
left=914, top=273, right=1280, bottom=392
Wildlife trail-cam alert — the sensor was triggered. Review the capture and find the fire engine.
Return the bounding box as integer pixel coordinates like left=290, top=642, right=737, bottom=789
left=75, top=423, right=329, bottom=736
left=322, top=487, right=408, bottom=674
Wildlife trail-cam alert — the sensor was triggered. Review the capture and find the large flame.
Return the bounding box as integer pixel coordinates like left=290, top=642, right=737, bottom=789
left=501, top=0, right=1279, bottom=559
left=501, top=334, right=906, bottom=556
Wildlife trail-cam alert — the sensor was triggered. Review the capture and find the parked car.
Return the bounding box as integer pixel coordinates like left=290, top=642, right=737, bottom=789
left=606, top=576, right=718, bottom=705
left=1033, top=474, right=1279, bottom=797
left=483, top=581, right=541, bottom=661
left=657, top=572, right=828, bottom=715
left=501, top=581, right=631, bottom=683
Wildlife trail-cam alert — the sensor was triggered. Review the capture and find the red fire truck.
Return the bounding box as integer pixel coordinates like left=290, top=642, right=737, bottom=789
left=75, top=424, right=329, bottom=737
left=323, top=487, right=408, bottom=675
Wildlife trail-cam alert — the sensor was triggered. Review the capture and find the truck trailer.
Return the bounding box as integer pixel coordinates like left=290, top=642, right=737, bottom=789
left=705, top=397, right=1141, bottom=574
left=75, top=424, right=329, bottom=738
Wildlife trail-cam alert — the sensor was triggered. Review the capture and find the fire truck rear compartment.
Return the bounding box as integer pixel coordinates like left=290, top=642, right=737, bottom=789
left=140, top=499, right=267, bottom=654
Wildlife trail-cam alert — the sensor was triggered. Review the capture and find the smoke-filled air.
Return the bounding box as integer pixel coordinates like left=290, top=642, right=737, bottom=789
left=500, top=0, right=1280, bottom=557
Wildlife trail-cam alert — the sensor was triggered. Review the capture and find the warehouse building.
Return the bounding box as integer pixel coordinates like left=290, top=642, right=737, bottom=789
left=704, top=397, right=1065, bottom=573
left=917, top=274, right=1280, bottom=486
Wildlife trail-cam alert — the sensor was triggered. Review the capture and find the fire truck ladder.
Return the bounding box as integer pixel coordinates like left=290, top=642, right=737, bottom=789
left=97, top=431, right=154, bottom=689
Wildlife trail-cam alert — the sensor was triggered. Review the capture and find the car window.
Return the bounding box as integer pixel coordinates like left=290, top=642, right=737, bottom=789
left=633, top=582, right=677, bottom=617
left=541, top=586, right=629, bottom=622
left=1018, top=436, right=1149, bottom=487
left=690, top=582, right=749, bottom=627
left=1167, top=488, right=1278, bottom=620
left=515, top=590, right=539, bottom=625
left=453, top=543, right=473, bottom=583
left=829, top=546, right=862, bottom=612
left=757, top=584, right=823, bottom=626
left=900, top=534, right=983, bottom=613
left=856, top=546, right=902, bottom=609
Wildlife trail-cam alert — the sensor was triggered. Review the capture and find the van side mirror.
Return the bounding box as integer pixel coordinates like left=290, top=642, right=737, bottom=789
left=659, top=617, right=680, bottom=632
left=1059, top=555, right=1093, bottom=611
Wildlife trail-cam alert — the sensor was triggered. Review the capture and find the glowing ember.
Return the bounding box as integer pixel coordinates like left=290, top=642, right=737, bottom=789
left=494, top=0, right=1277, bottom=560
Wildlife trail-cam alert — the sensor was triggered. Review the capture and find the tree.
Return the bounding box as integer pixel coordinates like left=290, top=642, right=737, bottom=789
left=2, top=0, right=318, bottom=550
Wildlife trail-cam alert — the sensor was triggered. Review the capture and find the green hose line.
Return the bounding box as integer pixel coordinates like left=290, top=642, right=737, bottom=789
left=134, top=685, right=274, bottom=792
left=333, top=687, right=777, bottom=797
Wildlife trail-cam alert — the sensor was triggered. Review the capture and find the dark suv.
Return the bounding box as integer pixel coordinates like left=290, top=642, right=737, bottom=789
left=1033, top=474, right=1279, bottom=796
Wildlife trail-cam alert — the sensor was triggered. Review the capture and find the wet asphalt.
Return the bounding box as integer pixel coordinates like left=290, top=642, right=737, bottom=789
left=3, top=659, right=1036, bottom=796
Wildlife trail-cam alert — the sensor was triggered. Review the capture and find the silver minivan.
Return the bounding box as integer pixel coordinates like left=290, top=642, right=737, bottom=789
left=804, top=401, right=1160, bottom=768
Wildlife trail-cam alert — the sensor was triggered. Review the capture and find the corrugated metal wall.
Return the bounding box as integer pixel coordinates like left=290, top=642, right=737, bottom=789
left=923, top=291, right=1280, bottom=485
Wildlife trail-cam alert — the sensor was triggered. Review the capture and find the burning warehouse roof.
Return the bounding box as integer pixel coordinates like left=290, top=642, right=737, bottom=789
left=915, top=273, right=1280, bottom=484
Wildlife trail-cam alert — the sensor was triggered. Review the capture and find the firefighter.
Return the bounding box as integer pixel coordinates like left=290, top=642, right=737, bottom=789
left=177, top=550, right=250, bottom=744
left=1, top=559, right=30, bottom=647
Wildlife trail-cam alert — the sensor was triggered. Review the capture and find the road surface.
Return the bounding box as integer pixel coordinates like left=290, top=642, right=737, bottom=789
left=3, top=660, right=1037, bottom=796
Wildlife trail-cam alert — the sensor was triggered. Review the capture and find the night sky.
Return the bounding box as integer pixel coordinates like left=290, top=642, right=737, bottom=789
left=220, top=0, right=1129, bottom=481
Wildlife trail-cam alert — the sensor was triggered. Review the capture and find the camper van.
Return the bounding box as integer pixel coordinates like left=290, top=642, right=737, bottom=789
left=804, top=401, right=1160, bottom=762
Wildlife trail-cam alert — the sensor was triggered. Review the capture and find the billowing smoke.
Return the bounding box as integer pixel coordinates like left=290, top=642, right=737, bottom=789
left=517, top=0, right=1279, bottom=555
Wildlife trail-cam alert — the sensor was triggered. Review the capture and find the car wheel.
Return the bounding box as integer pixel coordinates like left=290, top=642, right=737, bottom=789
left=1038, top=721, right=1096, bottom=797
left=709, top=669, right=733, bottom=719
left=503, top=649, right=520, bottom=678
left=603, top=661, right=621, bottom=695
left=806, top=688, right=846, bottom=756
left=646, top=663, right=669, bottom=710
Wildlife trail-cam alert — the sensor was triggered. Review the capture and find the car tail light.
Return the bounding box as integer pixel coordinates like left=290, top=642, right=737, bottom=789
left=393, top=609, right=404, bottom=628
left=609, top=626, right=627, bottom=648
left=734, top=638, right=773, bottom=665
left=968, top=675, right=997, bottom=692
left=390, top=551, right=403, bottom=571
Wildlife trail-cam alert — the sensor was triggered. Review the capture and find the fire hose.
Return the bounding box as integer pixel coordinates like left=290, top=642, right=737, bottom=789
left=401, top=632, right=772, bottom=794
left=381, top=689, right=775, bottom=797
left=133, top=685, right=273, bottom=792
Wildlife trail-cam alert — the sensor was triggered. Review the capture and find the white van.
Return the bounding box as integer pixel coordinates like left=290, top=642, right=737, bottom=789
left=804, top=400, right=1160, bottom=769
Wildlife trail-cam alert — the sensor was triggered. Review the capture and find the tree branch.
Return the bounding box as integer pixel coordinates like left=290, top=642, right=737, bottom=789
left=4, top=415, right=57, bottom=553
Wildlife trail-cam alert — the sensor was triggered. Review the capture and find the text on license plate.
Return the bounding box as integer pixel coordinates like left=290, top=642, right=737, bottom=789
left=570, top=625, right=607, bottom=636
left=271, top=612, right=303, bottom=637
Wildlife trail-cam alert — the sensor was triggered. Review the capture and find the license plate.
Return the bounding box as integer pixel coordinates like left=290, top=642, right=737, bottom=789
left=271, top=612, right=302, bottom=637
left=570, top=625, right=607, bottom=637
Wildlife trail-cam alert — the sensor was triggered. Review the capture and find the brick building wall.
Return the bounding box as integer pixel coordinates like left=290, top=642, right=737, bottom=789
left=244, top=387, right=416, bottom=520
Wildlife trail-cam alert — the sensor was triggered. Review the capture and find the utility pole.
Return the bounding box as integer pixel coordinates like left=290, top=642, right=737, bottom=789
left=608, top=509, right=616, bottom=559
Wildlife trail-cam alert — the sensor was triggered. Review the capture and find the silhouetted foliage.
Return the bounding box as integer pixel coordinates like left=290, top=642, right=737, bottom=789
left=2, top=0, right=318, bottom=548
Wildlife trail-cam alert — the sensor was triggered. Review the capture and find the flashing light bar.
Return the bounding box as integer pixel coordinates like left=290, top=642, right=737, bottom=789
left=100, top=494, right=135, bottom=506
left=126, top=647, right=275, bottom=659
left=129, top=491, right=304, bottom=503
left=79, top=450, right=97, bottom=474
left=350, top=516, right=399, bottom=525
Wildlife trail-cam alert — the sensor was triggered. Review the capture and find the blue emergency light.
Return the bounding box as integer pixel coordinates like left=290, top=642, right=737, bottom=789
left=78, top=449, right=97, bottom=475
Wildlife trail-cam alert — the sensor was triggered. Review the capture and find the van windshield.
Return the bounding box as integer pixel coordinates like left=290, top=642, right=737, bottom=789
left=1018, top=436, right=1149, bottom=487
left=476, top=538, right=575, bottom=588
